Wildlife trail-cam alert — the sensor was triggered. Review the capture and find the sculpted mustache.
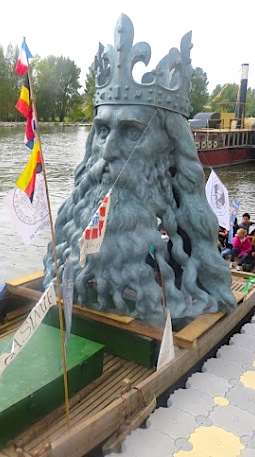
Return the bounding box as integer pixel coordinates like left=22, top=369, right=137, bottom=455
left=87, top=157, right=130, bottom=186
left=85, top=158, right=108, bottom=183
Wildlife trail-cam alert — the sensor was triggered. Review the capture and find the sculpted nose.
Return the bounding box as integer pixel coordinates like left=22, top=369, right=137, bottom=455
left=101, top=133, right=120, bottom=162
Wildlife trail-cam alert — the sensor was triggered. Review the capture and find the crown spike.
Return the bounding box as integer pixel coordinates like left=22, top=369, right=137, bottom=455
left=93, top=14, right=193, bottom=117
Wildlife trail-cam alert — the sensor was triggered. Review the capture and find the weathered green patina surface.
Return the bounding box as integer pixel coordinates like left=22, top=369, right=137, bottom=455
left=43, top=14, right=236, bottom=325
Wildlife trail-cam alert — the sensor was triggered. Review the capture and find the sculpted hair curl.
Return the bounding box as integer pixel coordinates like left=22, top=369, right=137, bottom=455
left=43, top=108, right=236, bottom=324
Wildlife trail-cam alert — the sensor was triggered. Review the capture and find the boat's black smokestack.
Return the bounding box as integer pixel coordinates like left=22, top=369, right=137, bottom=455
left=235, top=63, right=249, bottom=128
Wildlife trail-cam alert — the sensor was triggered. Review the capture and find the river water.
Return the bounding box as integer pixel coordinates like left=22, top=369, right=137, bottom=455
left=0, top=125, right=89, bottom=283
left=0, top=125, right=255, bottom=283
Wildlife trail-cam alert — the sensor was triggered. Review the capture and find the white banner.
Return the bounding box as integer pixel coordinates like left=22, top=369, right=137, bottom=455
left=157, top=309, right=175, bottom=370
left=205, top=170, right=230, bottom=230
left=0, top=283, right=56, bottom=375
left=3, top=173, right=50, bottom=246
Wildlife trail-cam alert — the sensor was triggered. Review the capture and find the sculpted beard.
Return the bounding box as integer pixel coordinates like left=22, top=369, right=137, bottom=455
left=43, top=152, right=172, bottom=325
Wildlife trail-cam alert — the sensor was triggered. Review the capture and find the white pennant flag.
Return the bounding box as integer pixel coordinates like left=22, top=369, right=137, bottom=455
left=157, top=309, right=175, bottom=370
left=62, top=258, right=74, bottom=352
left=205, top=169, right=230, bottom=230
left=78, top=189, right=112, bottom=268
left=3, top=173, right=50, bottom=245
left=0, top=283, right=57, bottom=376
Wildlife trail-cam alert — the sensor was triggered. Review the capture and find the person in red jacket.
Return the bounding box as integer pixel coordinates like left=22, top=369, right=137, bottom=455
left=243, top=234, right=255, bottom=272
left=229, top=228, right=252, bottom=270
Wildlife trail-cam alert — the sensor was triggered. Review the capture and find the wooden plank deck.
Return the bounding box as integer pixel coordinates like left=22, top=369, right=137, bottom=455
left=3, top=353, right=154, bottom=457
left=1, top=271, right=255, bottom=457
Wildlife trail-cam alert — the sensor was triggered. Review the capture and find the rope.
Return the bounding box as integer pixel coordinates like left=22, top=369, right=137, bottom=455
left=132, top=385, right=146, bottom=407
left=110, top=109, right=159, bottom=192
left=118, top=393, right=128, bottom=433
left=117, top=384, right=147, bottom=433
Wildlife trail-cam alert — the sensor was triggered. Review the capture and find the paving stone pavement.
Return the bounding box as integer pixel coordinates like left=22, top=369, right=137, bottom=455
left=107, top=316, right=255, bottom=457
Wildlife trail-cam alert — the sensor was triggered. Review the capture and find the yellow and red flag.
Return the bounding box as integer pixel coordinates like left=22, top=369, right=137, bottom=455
left=15, top=74, right=30, bottom=118
left=16, top=139, right=42, bottom=202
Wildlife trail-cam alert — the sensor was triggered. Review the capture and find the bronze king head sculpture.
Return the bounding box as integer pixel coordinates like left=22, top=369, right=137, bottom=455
left=43, top=13, right=236, bottom=326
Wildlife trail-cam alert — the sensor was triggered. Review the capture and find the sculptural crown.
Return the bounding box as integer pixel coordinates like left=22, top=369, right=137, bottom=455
left=92, top=14, right=193, bottom=118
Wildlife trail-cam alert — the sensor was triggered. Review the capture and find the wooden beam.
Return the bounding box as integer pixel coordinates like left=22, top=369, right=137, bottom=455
left=6, top=285, right=42, bottom=302
left=5, top=271, right=44, bottom=287
left=74, top=305, right=134, bottom=324
left=72, top=306, right=164, bottom=341
left=174, top=311, right=225, bottom=349
left=232, top=270, right=255, bottom=279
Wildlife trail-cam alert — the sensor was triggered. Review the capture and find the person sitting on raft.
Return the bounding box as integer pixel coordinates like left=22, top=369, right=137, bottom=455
left=229, top=228, right=252, bottom=271
left=238, top=212, right=255, bottom=239
left=242, top=234, right=255, bottom=272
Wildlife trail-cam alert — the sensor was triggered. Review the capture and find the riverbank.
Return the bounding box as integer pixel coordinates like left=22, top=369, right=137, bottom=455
left=0, top=121, right=92, bottom=127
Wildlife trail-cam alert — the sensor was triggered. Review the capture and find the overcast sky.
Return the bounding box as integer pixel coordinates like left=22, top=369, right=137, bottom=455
left=1, top=0, right=254, bottom=94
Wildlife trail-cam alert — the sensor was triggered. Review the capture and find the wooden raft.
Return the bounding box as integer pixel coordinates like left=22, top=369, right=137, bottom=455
left=1, top=272, right=255, bottom=457
left=2, top=272, right=250, bottom=351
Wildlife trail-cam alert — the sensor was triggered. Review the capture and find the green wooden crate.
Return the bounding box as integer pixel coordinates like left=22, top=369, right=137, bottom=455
left=45, top=308, right=157, bottom=368
left=0, top=323, right=104, bottom=447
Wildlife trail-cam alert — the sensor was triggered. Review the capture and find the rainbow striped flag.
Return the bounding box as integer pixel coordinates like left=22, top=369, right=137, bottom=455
left=16, top=139, right=42, bottom=202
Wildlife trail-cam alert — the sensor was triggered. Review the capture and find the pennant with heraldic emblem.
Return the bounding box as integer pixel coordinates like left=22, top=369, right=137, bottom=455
left=78, top=189, right=112, bottom=268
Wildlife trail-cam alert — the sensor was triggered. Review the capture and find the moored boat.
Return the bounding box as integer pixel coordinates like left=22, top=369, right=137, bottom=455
left=191, top=63, right=255, bottom=168
left=194, top=127, right=255, bottom=168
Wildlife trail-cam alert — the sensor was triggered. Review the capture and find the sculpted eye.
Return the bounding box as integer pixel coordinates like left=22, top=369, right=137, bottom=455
left=125, top=128, right=141, bottom=141
left=97, top=125, right=109, bottom=140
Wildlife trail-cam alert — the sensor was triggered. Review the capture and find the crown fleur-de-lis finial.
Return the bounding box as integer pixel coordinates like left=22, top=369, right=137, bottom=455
left=92, top=13, right=193, bottom=118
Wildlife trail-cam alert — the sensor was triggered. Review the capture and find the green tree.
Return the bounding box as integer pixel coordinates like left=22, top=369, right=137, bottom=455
left=245, top=88, right=255, bottom=117
left=3, top=40, right=255, bottom=125
left=84, top=69, right=95, bottom=122
left=55, top=56, right=82, bottom=122
left=190, top=67, right=209, bottom=117
left=0, top=43, right=20, bottom=121
left=35, top=56, right=83, bottom=122
left=209, top=83, right=238, bottom=113
left=0, top=45, right=8, bottom=120
left=34, top=57, right=59, bottom=121
left=67, top=92, right=85, bottom=122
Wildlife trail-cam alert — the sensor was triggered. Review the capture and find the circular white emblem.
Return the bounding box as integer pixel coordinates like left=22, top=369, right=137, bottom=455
left=211, top=182, right=227, bottom=216
left=13, top=173, right=49, bottom=225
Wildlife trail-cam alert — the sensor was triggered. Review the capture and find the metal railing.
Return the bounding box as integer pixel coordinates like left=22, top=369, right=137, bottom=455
left=192, top=129, right=254, bottom=150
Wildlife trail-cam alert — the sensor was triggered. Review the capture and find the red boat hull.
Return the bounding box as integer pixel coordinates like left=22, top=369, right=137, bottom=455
left=198, top=146, right=255, bottom=168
